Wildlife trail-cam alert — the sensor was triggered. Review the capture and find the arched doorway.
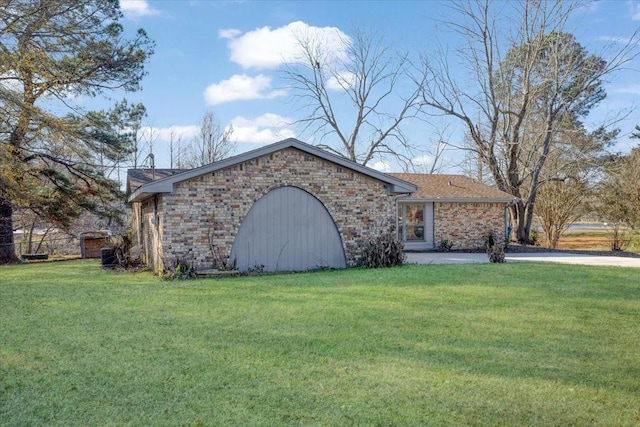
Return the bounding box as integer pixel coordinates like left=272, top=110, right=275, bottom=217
left=229, top=186, right=346, bottom=272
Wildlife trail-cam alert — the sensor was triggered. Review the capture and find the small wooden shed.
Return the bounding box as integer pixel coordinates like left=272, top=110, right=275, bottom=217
left=79, top=231, right=111, bottom=258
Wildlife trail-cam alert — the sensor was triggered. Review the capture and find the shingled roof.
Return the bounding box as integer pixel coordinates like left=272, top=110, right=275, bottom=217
left=388, top=173, right=516, bottom=202
left=126, top=168, right=186, bottom=199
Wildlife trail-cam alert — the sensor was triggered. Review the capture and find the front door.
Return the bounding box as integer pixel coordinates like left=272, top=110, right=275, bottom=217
left=398, top=202, right=434, bottom=250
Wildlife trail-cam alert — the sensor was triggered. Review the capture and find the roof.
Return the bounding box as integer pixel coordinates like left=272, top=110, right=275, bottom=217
left=388, top=173, right=517, bottom=203
left=126, top=168, right=187, bottom=198
left=127, top=138, right=418, bottom=203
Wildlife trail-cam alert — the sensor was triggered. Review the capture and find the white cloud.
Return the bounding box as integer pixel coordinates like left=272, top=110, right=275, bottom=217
left=371, top=161, right=392, bottom=172
left=0, top=71, right=22, bottom=92
left=120, top=0, right=160, bottom=19
left=220, top=21, right=349, bottom=70
left=133, top=116, right=294, bottom=147
left=630, top=2, right=640, bottom=20
left=230, top=114, right=295, bottom=144
left=614, top=84, right=640, bottom=95
left=598, top=35, right=634, bottom=44
left=326, top=71, right=356, bottom=91
left=218, top=28, right=242, bottom=39
left=139, top=125, right=200, bottom=142
left=203, top=74, right=287, bottom=105
left=412, top=154, right=434, bottom=167
left=2, top=70, right=79, bottom=100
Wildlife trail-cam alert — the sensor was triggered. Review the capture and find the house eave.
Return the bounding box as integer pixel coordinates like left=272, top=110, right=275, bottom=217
left=397, top=196, right=518, bottom=204
left=128, top=189, right=170, bottom=203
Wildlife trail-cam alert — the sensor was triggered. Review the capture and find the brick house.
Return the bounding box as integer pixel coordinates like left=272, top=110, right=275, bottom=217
left=126, top=138, right=515, bottom=273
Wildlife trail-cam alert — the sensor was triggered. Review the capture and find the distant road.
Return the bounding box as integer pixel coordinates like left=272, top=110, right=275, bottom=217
left=566, top=223, right=607, bottom=230
left=534, top=223, right=607, bottom=231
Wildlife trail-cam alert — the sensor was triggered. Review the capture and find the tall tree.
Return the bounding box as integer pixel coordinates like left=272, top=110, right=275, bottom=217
left=533, top=123, right=615, bottom=248
left=183, top=112, right=234, bottom=168
left=596, top=140, right=640, bottom=250
left=283, top=28, right=426, bottom=167
left=420, top=0, right=638, bottom=243
left=124, top=102, right=147, bottom=170
left=168, top=130, right=184, bottom=169
left=0, top=0, right=154, bottom=262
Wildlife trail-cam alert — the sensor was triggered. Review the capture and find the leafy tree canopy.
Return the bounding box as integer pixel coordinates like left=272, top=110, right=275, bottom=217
left=0, top=0, right=154, bottom=262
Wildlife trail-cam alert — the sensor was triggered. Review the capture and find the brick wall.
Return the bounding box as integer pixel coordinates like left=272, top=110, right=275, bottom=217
left=144, top=147, right=397, bottom=271
left=434, top=202, right=506, bottom=249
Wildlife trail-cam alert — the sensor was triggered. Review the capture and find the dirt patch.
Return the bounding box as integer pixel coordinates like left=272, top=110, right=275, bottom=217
left=508, top=231, right=640, bottom=258
left=557, top=236, right=612, bottom=251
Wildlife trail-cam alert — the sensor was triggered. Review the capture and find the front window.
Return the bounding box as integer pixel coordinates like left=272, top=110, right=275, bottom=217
left=398, top=203, right=425, bottom=241
left=405, top=204, right=424, bottom=240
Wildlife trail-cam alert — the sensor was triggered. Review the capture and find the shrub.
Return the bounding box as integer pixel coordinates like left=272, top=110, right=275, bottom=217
left=247, top=263, right=265, bottom=274
left=608, top=224, right=632, bottom=252
left=483, top=230, right=497, bottom=249
left=163, top=257, right=197, bottom=280
left=487, top=245, right=506, bottom=263
left=485, top=229, right=506, bottom=263
left=529, top=228, right=540, bottom=246
left=437, top=239, right=453, bottom=252
left=360, top=227, right=405, bottom=268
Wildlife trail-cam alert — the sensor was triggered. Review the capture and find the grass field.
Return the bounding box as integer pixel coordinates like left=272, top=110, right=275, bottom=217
left=549, top=227, right=640, bottom=252
left=1, top=260, right=639, bottom=426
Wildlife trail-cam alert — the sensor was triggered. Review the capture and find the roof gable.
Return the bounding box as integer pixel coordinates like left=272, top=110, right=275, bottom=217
left=127, top=138, right=418, bottom=202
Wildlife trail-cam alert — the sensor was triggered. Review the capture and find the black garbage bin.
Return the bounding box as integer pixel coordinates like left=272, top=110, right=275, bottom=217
left=101, top=247, right=117, bottom=268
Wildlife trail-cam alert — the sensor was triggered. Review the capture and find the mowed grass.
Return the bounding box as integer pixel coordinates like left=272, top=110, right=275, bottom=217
left=1, top=260, right=639, bottom=426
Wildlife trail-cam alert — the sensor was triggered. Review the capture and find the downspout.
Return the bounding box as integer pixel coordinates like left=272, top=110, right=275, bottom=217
left=505, top=199, right=517, bottom=246
left=505, top=205, right=509, bottom=245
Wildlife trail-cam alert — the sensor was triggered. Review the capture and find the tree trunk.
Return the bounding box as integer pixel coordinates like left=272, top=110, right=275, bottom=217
left=510, top=201, right=535, bottom=244
left=27, top=219, right=36, bottom=254
left=0, top=196, right=17, bottom=263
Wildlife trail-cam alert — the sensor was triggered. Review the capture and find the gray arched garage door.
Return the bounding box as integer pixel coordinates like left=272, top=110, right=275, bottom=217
left=230, top=186, right=346, bottom=272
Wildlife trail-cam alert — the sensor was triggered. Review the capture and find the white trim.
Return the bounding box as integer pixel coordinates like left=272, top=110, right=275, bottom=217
left=397, top=196, right=517, bottom=204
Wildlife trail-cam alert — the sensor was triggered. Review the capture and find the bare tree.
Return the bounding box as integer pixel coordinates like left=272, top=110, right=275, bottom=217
left=533, top=123, right=613, bottom=248
left=140, top=122, right=158, bottom=167
left=283, top=28, right=426, bottom=167
left=168, top=130, right=184, bottom=169
left=536, top=178, right=588, bottom=249
left=183, top=112, right=234, bottom=168
left=408, top=120, right=452, bottom=174
left=420, top=0, right=639, bottom=243
left=596, top=142, right=640, bottom=250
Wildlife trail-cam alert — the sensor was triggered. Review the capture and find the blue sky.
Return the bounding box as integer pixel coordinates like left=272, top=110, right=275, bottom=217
left=112, top=0, right=640, bottom=173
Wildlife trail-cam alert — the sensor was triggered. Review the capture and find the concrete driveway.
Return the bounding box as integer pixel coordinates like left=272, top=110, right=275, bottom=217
left=405, top=251, right=640, bottom=268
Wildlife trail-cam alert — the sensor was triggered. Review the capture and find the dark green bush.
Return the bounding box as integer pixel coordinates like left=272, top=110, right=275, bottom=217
left=163, top=257, right=197, bottom=280
left=437, top=239, right=453, bottom=252
left=483, top=230, right=497, bottom=249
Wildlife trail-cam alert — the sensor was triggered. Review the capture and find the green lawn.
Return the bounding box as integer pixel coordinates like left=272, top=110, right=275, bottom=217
left=1, top=260, right=639, bottom=426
